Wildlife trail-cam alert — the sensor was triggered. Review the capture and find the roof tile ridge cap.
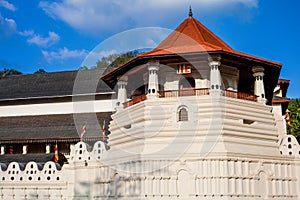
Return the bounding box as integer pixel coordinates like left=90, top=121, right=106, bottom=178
left=160, top=18, right=191, bottom=50
left=192, top=18, right=233, bottom=52
left=186, top=18, right=224, bottom=51
left=189, top=17, right=206, bottom=44
left=142, top=18, right=191, bottom=55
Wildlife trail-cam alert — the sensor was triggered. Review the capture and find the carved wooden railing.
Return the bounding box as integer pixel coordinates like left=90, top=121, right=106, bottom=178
left=123, top=88, right=257, bottom=108
left=123, top=94, right=147, bottom=108
left=158, top=88, right=210, bottom=98
left=224, top=90, right=257, bottom=102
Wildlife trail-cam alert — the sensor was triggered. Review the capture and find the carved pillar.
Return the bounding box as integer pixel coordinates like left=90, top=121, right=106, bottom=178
left=70, top=144, right=75, bottom=155
left=209, top=55, right=222, bottom=96
left=22, top=145, right=27, bottom=154
left=0, top=145, right=5, bottom=155
left=147, top=60, right=160, bottom=98
left=116, top=76, right=128, bottom=107
left=252, top=66, right=266, bottom=104
left=46, top=144, right=51, bottom=154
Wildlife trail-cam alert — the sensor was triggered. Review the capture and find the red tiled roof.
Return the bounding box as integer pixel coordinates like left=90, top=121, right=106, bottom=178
left=140, top=16, right=232, bottom=56
left=272, top=99, right=290, bottom=104
left=139, top=15, right=281, bottom=67
left=278, top=79, right=290, bottom=85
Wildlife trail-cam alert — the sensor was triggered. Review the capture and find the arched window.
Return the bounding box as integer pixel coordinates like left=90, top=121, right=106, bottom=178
left=178, top=107, right=188, bottom=121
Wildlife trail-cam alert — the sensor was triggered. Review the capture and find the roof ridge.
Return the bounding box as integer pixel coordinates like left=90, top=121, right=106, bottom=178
left=140, top=15, right=235, bottom=57
left=191, top=17, right=233, bottom=51
left=189, top=17, right=206, bottom=45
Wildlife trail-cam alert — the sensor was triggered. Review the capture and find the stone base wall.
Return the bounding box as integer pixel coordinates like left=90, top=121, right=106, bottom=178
left=1, top=143, right=299, bottom=199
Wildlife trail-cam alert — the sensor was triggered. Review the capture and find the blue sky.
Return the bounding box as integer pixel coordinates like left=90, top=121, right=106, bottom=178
left=0, top=0, right=299, bottom=97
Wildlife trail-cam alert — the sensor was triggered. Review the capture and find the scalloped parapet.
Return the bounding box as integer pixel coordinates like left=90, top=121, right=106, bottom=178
left=279, top=134, right=300, bottom=156
left=0, top=140, right=107, bottom=182
left=68, top=141, right=107, bottom=164
left=0, top=161, right=62, bottom=182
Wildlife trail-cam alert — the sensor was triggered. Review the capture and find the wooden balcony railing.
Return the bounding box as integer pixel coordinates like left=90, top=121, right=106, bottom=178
left=123, top=94, right=147, bottom=108
left=122, top=88, right=257, bottom=108
left=224, top=90, right=257, bottom=102
left=158, top=88, right=210, bottom=98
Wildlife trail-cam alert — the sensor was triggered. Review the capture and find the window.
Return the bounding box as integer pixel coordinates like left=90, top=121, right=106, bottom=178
left=179, top=77, right=195, bottom=89
left=288, top=137, right=291, bottom=142
left=243, top=119, right=255, bottom=125
left=178, top=107, right=188, bottom=122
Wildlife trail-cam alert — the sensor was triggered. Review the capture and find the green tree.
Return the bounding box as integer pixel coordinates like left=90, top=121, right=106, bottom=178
left=287, top=98, right=300, bottom=141
left=110, top=50, right=138, bottom=68
left=95, top=50, right=138, bottom=69
left=34, top=68, right=47, bottom=74
left=0, top=68, right=22, bottom=77
left=96, top=53, right=119, bottom=69
left=78, top=66, right=89, bottom=71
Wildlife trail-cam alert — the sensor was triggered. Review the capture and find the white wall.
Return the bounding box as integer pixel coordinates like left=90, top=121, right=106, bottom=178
left=0, top=99, right=116, bottom=117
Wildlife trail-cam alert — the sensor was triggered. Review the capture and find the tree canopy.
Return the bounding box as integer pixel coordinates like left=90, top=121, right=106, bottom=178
left=287, top=98, right=300, bottom=141
left=95, top=50, right=138, bottom=69
left=0, top=68, right=22, bottom=77
left=78, top=66, right=88, bottom=71
left=34, top=68, right=47, bottom=74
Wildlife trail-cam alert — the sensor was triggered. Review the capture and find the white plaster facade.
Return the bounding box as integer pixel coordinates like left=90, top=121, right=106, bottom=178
left=0, top=79, right=299, bottom=199
left=1, top=12, right=299, bottom=200
left=0, top=99, right=116, bottom=117
left=0, top=111, right=299, bottom=200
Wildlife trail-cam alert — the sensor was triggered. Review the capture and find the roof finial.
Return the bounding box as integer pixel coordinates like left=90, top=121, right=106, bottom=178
left=189, top=6, right=193, bottom=17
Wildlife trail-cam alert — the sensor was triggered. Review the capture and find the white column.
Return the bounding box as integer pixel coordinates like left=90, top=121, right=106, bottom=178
left=209, top=55, right=222, bottom=97
left=252, top=66, right=266, bottom=104
left=22, top=145, right=27, bottom=154
left=147, top=60, right=159, bottom=98
left=0, top=145, right=5, bottom=155
left=70, top=144, right=75, bottom=155
left=46, top=144, right=51, bottom=154
left=116, top=76, right=128, bottom=107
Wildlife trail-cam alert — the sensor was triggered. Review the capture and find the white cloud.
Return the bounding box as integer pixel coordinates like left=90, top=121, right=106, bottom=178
left=0, top=0, right=16, bottom=11
left=42, top=47, right=88, bottom=62
left=0, top=13, right=16, bottom=38
left=39, top=0, right=258, bottom=35
left=18, top=30, right=34, bottom=37
left=27, top=31, right=60, bottom=47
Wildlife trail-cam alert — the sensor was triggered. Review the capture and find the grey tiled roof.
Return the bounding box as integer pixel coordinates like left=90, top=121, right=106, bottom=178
left=0, top=153, right=55, bottom=165
left=0, top=69, right=113, bottom=100
left=0, top=153, right=65, bottom=169
left=0, top=113, right=111, bottom=143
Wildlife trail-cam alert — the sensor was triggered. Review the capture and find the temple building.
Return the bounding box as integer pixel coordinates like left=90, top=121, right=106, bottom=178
left=0, top=69, right=112, bottom=157
left=0, top=8, right=300, bottom=199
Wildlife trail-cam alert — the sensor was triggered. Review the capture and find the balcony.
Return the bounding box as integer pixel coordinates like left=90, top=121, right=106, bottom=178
left=158, top=88, right=209, bottom=97
left=123, top=94, right=147, bottom=108
left=224, top=90, right=257, bottom=102
left=123, top=88, right=257, bottom=108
